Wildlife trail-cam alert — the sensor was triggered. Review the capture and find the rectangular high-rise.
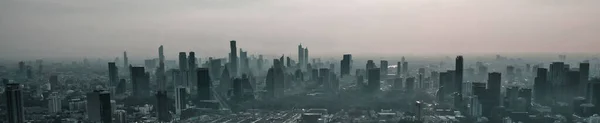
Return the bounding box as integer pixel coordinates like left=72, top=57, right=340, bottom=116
left=340, top=54, right=352, bottom=76
left=108, top=62, right=118, bottom=87
left=298, top=44, right=304, bottom=68
left=175, top=87, right=187, bottom=115
left=455, top=56, right=464, bottom=97
left=50, top=75, right=58, bottom=90
left=368, top=68, right=380, bottom=92
left=580, top=63, right=590, bottom=96
left=86, top=90, right=112, bottom=123
left=188, top=52, right=197, bottom=87
left=534, top=68, right=548, bottom=104
left=230, top=40, right=238, bottom=77
left=6, top=83, right=24, bottom=123
left=488, top=72, right=501, bottom=107
left=130, top=67, right=149, bottom=97
left=156, top=91, right=170, bottom=122
left=197, top=68, right=211, bottom=101
left=380, top=60, right=388, bottom=79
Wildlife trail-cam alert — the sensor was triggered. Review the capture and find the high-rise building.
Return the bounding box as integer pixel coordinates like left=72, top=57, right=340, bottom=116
left=319, top=68, right=331, bottom=90
left=178, top=52, right=188, bottom=87
left=368, top=68, right=381, bottom=92
left=116, top=79, right=127, bottom=94
left=549, top=62, right=567, bottom=102
left=115, top=110, right=127, bottom=123
left=123, top=51, right=128, bottom=68
left=6, top=83, right=24, bottom=123
left=86, top=90, right=112, bottom=123
left=232, top=78, right=243, bottom=102
left=108, top=62, right=118, bottom=87
left=189, top=52, right=197, bottom=87
left=179, top=52, right=188, bottom=71
left=340, top=54, right=352, bottom=76
left=48, top=92, right=62, bottom=113
left=402, top=61, right=409, bottom=77
left=455, top=56, right=464, bottom=97
left=130, top=67, right=150, bottom=97
left=304, top=48, right=309, bottom=69
left=580, top=62, right=590, bottom=96
left=298, top=44, right=304, bottom=68
left=197, top=68, right=211, bottom=101
left=156, top=91, right=171, bottom=122
left=230, top=40, right=238, bottom=77
left=157, top=45, right=166, bottom=91
left=396, top=62, right=402, bottom=77
left=488, top=72, right=502, bottom=107
left=406, top=77, right=415, bottom=93
left=240, top=50, right=249, bottom=75
left=175, top=87, right=188, bottom=115
left=49, top=75, right=58, bottom=90
left=380, top=60, right=388, bottom=79
left=534, top=68, right=548, bottom=104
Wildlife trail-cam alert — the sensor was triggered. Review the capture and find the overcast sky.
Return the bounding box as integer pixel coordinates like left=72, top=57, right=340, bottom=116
left=1, top=0, right=599, bottom=60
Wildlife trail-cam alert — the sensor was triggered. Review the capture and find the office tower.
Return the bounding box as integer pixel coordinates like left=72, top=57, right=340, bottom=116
left=123, top=51, right=128, bottom=68
left=580, top=63, right=590, bottom=96
left=402, top=61, right=409, bottom=77
left=506, top=86, right=519, bottom=110
left=311, top=69, right=319, bottom=81
left=175, top=87, right=187, bottom=115
left=439, top=72, right=449, bottom=96
left=380, top=60, right=388, bottom=79
left=49, top=75, right=58, bottom=90
left=115, top=110, right=127, bottom=123
left=48, top=92, right=61, bottom=113
left=506, top=66, right=515, bottom=82
left=589, top=79, right=600, bottom=112
left=108, top=62, right=118, bottom=87
left=266, top=68, right=275, bottom=98
left=319, top=68, right=331, bottom=90
left=304, top=48, right=309, bottom=69
left=6, top=83, right=24, bottom=123
left=339, top=54, right=352, bottom=76
left=534, top=68, right=548, bottom=104
left=366, top=60, right=376, bottom=70
left=232, top=78, right=243, bottom=102
left=230, top=40, right=238, bottom=77
left=406, top=77, right=415, bottom=93
left=157, top=46, right=166, bottom=91
left=266, top=61, right=285, bottom=98
left=519, top=88, right=532, bottom=111
left=131, top=67, right=150, bottom=97
left=189, top=52, right=197, bottom=87
left=298, top=44, right=304, bottom=68
left=368, top=68, right=381, bottom=92
left=478, top=63, right=488, bottom=82
left=549, top=62, right=567, bottom=102
left=179, top=52, right=188, bottom=71
left=197, top=68, right=211, bottom=101
left=156, top=91, right=170, bottom=122
left=116, top=79, right=126, bottom=94
left=488, top=72, right=502, bottom=107
left=567, top=70, right=581, bottom=101
left=209, top=59, right=222, bottom=80
left=240, top=50, right=249, bottom=74
left=286, top=57, right=292, bottom=67
left=86, top=90, right=112, bottom=123
left=455, top=56, right=464, bottom=97
left=257, top=55, right=264, bottom=72
left=468, top=96, right=483, bottom=117
left=217, top=67, right=231, bottom=97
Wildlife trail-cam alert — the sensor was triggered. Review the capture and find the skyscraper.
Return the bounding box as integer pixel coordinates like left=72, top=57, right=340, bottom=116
left=341, top=54, right=352, bottom=76
left=402, top=61, right=409, bottom=77
left=397, top=62, right=402, bottom=77
left=178, top=52, right=188, bottom=87
left=580, top=62, right=590, bottom=96
left=108, top=62, right=118, bottom=87
left=380, top=60, right=388, bottom=79
left=6, top=83, right=24, bottom=123
left=488, top=72, right=501, bottom=107
left=156, top=91, right=171, bottom=122
left=49, top=75, right=58, bottom=90
left=123, top=51, right=128, bottom=68
left=304, top=48, right=309, bottom=69
left=534, top=68, right=548, bottom=104
left=298, top=44, right=304, bottom=68
left=455, top=56, right=464, bottom=97
left=230, top=40, right=238, bottom=77
left=157, top=45, right=166, bottom=91
left=131, top=67, right=149, bottom=97
left=175, top=87, right=188, bottom=115
left=86, top=90, right=112, bottom=123
left=48, top=92, right=61, bottom=113
left=189, top=52, right=197, bottom=87
left=179, top=52, right=188, bottom=71
left=197, top=68, right=211, bottom=101
left=368, top=68, right=380, bottom=92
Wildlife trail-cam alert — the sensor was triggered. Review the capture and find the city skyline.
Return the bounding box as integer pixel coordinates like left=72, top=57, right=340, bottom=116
left=2, top=0, right=600, bottom=59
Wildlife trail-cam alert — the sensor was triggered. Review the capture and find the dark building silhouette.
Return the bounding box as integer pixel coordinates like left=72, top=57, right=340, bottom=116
left=589, top=79, right=600, bottom=113
left=178, top=52, right=188, bottom=87
left=298, top=44, right=304, bottom=68
left=567, top=70, right=581, bottom=99
left=380, top=60, right=388, bottom=79
left=233, top=78, right=243, bottom=102
left=123, top=51, right=128, bottom=69
left=131, top=67, right=150, bottom=98
left=189, top=52, right=197, bottom=87
left=240, top=50, right=249, bottom=75
left=156, top=91, right=171, bottom=122
left=580, top=63, right=590, bottom=96
left=534, top=68, right=548, bottom=104
left=393, top=77, right=403, bottom=90
left=402, top=61, right=408, bottom=77
left=368, top=68, right=380, bottom=92
left=108, top=62, right=118, bottom=87
left=87, top=90, right=112, bottom=123
left=311, top=69, right=319, bottom=81
left=488, top=72, right=502, bottom=107
left=396, top=62, right=402, bottom=77
left=455, top=56, right=464, bottom=98
left=49, top=75, right=58, bottom=90
left=6, top=83, right=24, bottom=123
left=304, top=48, right=309, bottom=69
left=209, top=59, right=222, bottom=80
left=197, top=68, right=211, bottom=101
left=340, top=54, right=352, bottom=76
left=519, top=88, right=532, bottom=111
left=175, top=87, right=187, bottom=115
left=230, top=40, right=238, bottom=77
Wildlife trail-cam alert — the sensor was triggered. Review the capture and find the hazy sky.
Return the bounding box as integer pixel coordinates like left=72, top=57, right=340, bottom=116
left=1, top=0, right=599, bottom=60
